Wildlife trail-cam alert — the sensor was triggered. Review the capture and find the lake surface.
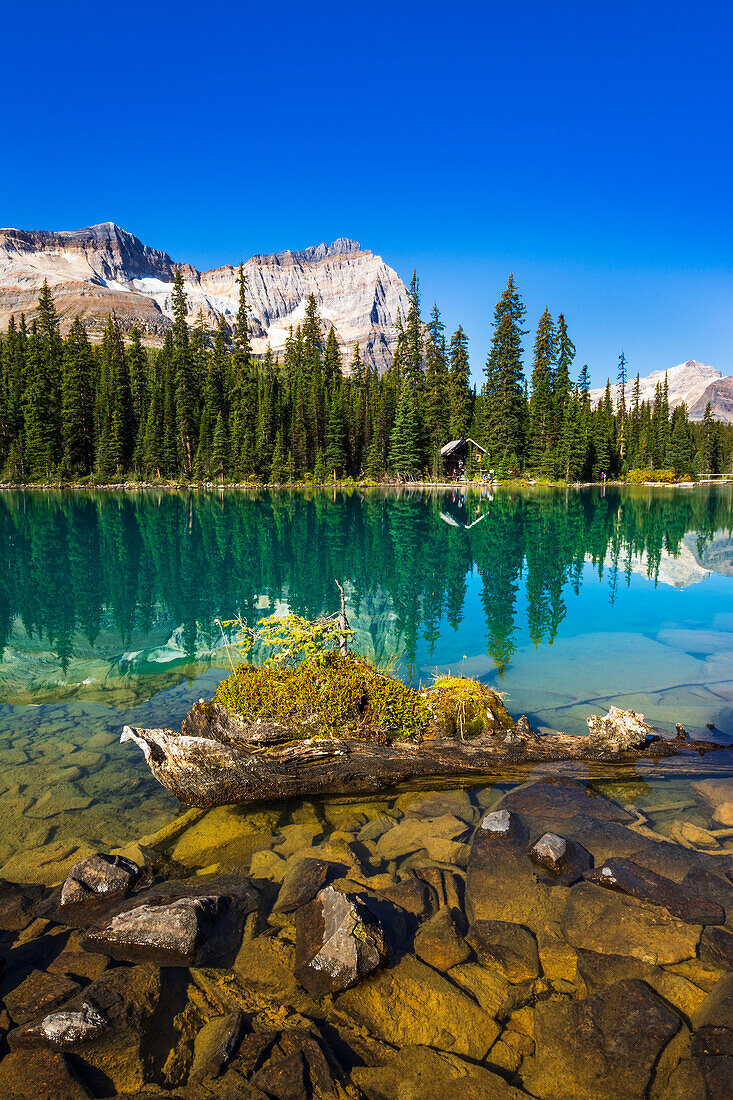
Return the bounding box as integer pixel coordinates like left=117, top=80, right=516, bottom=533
left=1, top=484, right=732, bottom=877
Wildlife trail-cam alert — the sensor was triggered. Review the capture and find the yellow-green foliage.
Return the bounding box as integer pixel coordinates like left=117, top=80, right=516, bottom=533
left=623, top=468, right=680, bottom=484
left=214, top=651, right=430, bottom=742
left=221, top=612, right=353, bottom=666
left=214, top=657, right=514, bottom=744
left=429, top=676, right=514, bottom=738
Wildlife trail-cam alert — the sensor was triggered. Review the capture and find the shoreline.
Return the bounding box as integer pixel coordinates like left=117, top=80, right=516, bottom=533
left=1, top=477, right=730, bottom=493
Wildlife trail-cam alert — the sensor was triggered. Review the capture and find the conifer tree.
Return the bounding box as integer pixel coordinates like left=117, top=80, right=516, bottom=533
left=211, top=411, right=228, bottom=483
left=424, top=304, right=450, bottom=461
left=448, top=326, right=471, bottom=439
left=554, top=314, right=575, bottom=414
left=403, top=272, right=424, bottom=392
left=484, top=275, right=527, bottom=465
left=314, top=448, right=327, bottom=482
left=389, top=381, right=422, bottom=476
left=325, top=391, right=346, bottom=477
left=61, top=318, right=95, bottom=474
left=23, top=282, right=62, bottom=479
left=528, top=308, right=557, bottom=472
left=270, top=431, right=285, bottom=483
left=171, top=271, right=197, bottom=475
left=323, top=326, right=342, bottom=390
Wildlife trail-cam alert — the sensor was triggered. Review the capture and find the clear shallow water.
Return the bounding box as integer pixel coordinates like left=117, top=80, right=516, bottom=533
left=1, top=484, right=732, bottom=878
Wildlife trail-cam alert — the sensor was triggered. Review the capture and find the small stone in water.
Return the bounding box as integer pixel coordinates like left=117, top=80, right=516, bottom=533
left=38, top=1002, right=108, bottom=1044
left=60, top=853, right=140, bottom=907
left=530, top=832, right=567, bottom=873
left=480, top=810, right=511, bottom=833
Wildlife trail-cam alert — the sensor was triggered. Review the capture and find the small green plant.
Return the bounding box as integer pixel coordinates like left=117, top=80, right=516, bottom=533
left=222, top=611, right=354, bottom=666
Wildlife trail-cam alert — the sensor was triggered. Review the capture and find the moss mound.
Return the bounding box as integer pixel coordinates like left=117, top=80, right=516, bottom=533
left=213, top=654, right=514, bottom=744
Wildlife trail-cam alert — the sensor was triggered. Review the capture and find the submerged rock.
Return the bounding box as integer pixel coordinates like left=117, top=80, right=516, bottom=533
left=294, top=886, right=389, bottom=998
left=414, top=907, right=471, bottom=970
left=336, top=952, right=499, bottom=1059
left=529, top=831, right=593, bottom=885
left=0, top=1048, right=93, bottom=1099
left=351, top=1044, right=529, bottom=1100
left=523, top=978, right=681, bottom=1099
left=32, top=1003, right=108, bottom=1045
left=273, top=857, right=332, bottom=915
left=0, top=880, right=44, bottom=932
left=585, top=857, right=725, bottom=925
left=466, top=920, right=540, bottom=983
left=59, top=853, right=140, bottom=907
left=562, top=882, right=701, bottom=965
left=189, top=1010, right=245, bottom=1082
left=81, top=877, right=259, bottom=966
left=8, top=964, right=163, bottom=1096
left=4, top=970, right=82, bottom=1027
left=501, top=777, right=633, bottom=822
left=691, top=974, right=733, bottom=1100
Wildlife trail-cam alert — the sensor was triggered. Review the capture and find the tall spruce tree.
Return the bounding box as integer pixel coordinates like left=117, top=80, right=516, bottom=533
left=448, top=326, right=471, bottom=438
left=528, top=308, right=557, bottom=473
left=484, top=274, right=527, bottom=467
left=61, top=318, right=95, bottom=474
left=389, top=381, right=422, bottom=476
left=424, top=304, right=450, bottom=470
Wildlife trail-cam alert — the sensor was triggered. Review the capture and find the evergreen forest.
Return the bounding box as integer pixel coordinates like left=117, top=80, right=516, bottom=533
left=1, top=271, right=731, bottom=484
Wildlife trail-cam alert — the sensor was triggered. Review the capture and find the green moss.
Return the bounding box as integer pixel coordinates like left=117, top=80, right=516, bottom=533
left=214, top=651, right=430, bottom=742
left=428, top=676, right=515, bottom=739
left=213, top=655, right=514, bottom=745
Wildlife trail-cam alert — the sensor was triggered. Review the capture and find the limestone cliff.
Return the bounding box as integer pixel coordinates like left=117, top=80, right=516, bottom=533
left=0, top=223, right=410, bottom=372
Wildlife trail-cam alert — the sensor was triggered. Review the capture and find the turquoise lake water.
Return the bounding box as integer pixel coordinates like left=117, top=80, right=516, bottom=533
left=1, top=485, right=732, bottom=876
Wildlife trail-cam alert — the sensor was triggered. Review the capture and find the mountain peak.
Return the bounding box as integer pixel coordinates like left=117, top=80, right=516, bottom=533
left=251, top=238, right=363, bottom=265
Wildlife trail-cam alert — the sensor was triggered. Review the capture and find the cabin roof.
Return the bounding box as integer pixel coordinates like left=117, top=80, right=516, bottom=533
left=440, top=437, right=487, bottom=457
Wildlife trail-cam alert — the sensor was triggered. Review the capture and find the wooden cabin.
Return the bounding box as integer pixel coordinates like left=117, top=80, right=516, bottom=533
left=440, top=437, right=487, bottom=478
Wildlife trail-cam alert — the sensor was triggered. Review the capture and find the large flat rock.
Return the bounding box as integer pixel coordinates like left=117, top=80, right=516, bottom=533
left=523, top=978, right=681, bottom=1099
left=335, top=953, right=498, bottom=1060
left=562, top=882, right=701, bottom=964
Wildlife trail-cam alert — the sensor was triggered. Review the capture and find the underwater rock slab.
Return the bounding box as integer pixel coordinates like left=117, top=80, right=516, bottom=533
left=523, top=978, right=681, bottom=1100
left=585, top=857, right=725, bottom=925
left=9, top=964, right=163, bottom=1096
left=0, top=880, right=44, bottom=932
left=562, top=882, right=701, bottom=965
left=413, top=907, right=471, bottom=971
left=335, top=952, right=499, bottom=1060
left=351, top=1044, right=531, bottom=1100
left=272, top=857, right=332, bottom=915
left=73, top=876, right=259, bottom=966
left=466, top=920, right=540, bottom=984
left=0, top=1048, right=93, bottom=1099
left=4, top=970, right=82, bottom=1027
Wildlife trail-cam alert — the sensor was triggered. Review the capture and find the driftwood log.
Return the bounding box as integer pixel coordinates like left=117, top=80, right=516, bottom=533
left=121, top=701, right=730, bottom=809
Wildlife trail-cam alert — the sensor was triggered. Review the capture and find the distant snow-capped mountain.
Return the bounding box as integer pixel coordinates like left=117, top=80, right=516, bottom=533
left=590, top=360, right=721, bottom=409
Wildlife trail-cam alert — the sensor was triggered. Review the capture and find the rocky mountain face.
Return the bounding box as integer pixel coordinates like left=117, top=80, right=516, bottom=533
left=0, top=223, right=411, bottom=372
left=688, top=376, right=733, bottom=424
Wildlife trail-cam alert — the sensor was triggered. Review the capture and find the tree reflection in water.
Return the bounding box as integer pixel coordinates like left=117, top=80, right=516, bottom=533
left=0, top=486, right=731, bottom=677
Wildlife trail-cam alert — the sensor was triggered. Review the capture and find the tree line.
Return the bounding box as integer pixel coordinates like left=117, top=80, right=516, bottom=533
left=1, top=272, right=731, bottom=483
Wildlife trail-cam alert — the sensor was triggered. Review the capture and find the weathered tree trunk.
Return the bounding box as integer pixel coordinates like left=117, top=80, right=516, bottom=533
left=121, top=702, right=730, bottom=809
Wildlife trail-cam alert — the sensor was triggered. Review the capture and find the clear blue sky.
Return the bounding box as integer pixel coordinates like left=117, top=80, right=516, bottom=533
left=2, top=1, right=731, bottom=386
